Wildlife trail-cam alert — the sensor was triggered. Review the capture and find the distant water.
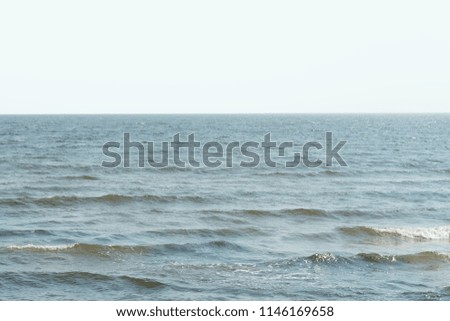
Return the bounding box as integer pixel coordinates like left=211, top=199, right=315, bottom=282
left=1, top=114, right=450, bottom=300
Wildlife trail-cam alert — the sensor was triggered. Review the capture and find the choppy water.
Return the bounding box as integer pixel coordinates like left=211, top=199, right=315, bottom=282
left=1, top=114, right=450, bottom=300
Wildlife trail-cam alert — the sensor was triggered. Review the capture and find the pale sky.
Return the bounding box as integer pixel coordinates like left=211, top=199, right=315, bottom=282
left=0, top=0, right=449, bottom=114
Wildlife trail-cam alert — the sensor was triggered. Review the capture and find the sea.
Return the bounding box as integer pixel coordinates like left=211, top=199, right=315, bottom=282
left=1, top=114, right=450, bottom=300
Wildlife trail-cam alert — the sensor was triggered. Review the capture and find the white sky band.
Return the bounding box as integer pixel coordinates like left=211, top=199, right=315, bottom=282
left=0, top=0, right=449, bottom=114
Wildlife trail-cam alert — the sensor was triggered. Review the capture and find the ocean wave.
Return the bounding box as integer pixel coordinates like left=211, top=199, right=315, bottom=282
left=268, top=253, right=348, bottom=268
left=119, top=276, right=166, bottom=289
left=144, top=227, right=264, bottom=237
left=358, top=251, right=450, bottom=264
left=8, top=244, right=77, bottom=251
left=0, top=194, right=205, bottom=207
left=6, top=240, right=247, bottom=256
left=241, top=208, right=329, bottom=217
left=160, top=240, right=246, bottom=252
left=0, top=271, right=165, bottom=289
left=269, top=251, right=450, bottom=268
left=7, top=243, right=150, bottom=256
left=306, top=253, right=339, bottom=263
left=284, top=208, right=328, bottom=216
left=155, top=166, right=193, bottom=172
left=15, top=163, right=95, bottom=171
left=255, top=169, right=347, bottom=178
left=340, top=226, right=450, bottom=240
left=320, top=169, right=346, bottom=176
left=242, top=209, right=275, bottom=216
left=0, top=229, right=54, bottom=237
left=62, top=175, right=98, bottom=180
left=237, top=207, right=366, bottom=218
left=332, top=210, right=368, bottom=217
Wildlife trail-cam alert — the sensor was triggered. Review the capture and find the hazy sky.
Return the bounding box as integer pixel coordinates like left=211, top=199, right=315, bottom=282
left=0, top=0, right=449, bottom=114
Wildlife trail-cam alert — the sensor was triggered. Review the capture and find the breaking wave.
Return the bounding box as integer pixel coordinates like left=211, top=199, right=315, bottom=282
left=340, top=226, right=450, bottom=240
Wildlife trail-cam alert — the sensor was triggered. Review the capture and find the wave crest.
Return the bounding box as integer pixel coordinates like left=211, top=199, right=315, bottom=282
left=358, top=251, right=450, bottom=264
left=0, top=194, right=205, bottom=207
left=340, top=226, right=450, bottom=240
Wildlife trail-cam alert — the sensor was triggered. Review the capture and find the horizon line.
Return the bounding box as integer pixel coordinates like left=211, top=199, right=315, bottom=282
left=1, top=112, right=450, bottom=116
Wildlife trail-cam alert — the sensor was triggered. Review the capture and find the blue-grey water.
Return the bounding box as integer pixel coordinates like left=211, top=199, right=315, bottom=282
left=1, top=114, right=450, bottom=300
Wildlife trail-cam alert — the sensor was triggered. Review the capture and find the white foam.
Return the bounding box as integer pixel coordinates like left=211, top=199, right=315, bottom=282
left=8, top=244, right=77, bottom=250
left=374, top=226, right=450, bottom=240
